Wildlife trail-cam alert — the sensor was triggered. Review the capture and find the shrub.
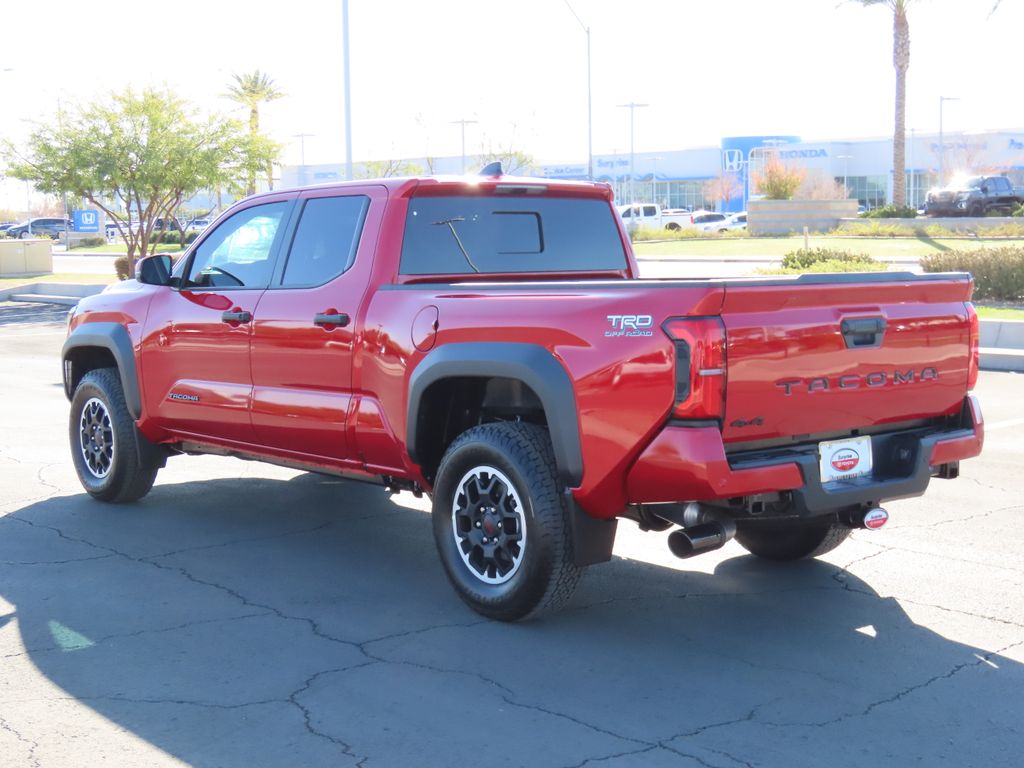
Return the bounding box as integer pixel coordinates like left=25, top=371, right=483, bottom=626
left=629, top=226, right=741, bottom=242
left=77, top=236, right=106, bottom=247
left=832, top=220, right=918, bottom=237
left=1012, top=203, right=1024, bottom=217
left=149, top=230, right=199, bottom=245
left=758, top=259, right=887, bottom=275
left=781, top=247, right=876, bottom=270
left=761, top=248, right=884, bottom=275
left=752, top=155, right=805, bottom=200
left=862, top=205, right=917, bottom=219
left=114, top=255, right=130, bottom=281
left=920, top=247, right=1024, bottom=301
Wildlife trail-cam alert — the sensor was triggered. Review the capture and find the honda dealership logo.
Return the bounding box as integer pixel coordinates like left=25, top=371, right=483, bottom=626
left=722, top=149, right=743, bottom=172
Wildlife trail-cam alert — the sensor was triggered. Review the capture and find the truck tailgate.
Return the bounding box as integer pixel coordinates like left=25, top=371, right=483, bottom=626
left=719, top=275, right=973, bottom=446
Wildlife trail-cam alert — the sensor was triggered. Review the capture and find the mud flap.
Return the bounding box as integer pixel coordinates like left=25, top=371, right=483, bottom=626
left=565, top=490, right=617, bottom=566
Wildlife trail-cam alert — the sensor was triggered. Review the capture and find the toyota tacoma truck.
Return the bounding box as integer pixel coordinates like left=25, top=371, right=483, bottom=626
left=924, top=174, right=1024, bottom=216
left=63, top=169, right=984, bottom=621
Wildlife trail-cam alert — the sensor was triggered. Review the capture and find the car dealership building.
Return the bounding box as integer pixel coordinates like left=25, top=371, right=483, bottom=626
left=279, top=128, right=1024, bottom=213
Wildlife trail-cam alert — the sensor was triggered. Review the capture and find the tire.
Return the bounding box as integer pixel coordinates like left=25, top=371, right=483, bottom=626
left=19, top=231, right=30, bottom=239
left=666, top=223, right=681, bottom=231
left=431, top=422, right=581, bottom=621
left=69, top=367, right=158, bottom=503
left=968, top=203, right=984, bottom=217
left=735, top=520, right=851, bottom=562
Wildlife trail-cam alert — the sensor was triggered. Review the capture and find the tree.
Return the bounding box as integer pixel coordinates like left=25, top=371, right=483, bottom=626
left=224, top=70, right=284, bottom=194
left=752, top=155, right=806, bottom=200
left=855, top=0, right=911, bottom=207
left=357, top=158, right=424, bottom=178
left=477, top=124, right=535, bottom=175
left=5, top=88, right=253, bottom=273
left=798, top=170, right=848, bottom=200
left=703, top=172, right=743, bottom=210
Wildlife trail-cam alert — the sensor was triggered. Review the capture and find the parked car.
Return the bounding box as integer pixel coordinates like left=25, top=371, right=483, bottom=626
left=689, top=210, right=729, bottom=231
left=6, top=218, right=68, bottom=239
left=61, top=171, right=983, bottom=621
left=188, top=218, right=212, bottom=233
left=713, top=212, right=747, bottom=232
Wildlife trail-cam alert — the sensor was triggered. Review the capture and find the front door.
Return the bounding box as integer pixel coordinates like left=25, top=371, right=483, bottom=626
left=249, top=187, right=384, bottom=460
left=139, top=199, right=293, bottom=444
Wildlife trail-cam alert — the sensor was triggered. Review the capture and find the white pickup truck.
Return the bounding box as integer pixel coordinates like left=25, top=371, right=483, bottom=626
left=617, top=203, right=730, bottom=232
left=617, top=203, right=694, bottom=231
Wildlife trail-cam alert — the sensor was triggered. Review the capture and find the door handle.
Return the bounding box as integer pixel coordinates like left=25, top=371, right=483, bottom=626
left=221, top=310, right=252, bottom=324
left=841, top=317, right=885, bottom=348
left=313, top=312, right=350, bottom=327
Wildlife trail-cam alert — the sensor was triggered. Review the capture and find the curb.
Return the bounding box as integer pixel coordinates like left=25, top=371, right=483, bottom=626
left=0, top=282, right=107, bottom=304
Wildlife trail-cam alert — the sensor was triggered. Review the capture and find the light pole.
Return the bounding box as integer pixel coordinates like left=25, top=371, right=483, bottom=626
left=837, top=154, right=853, bottom=198
left=293, top=133, right=314, bottom=186
left=563, top=1, right=592, bottom=181
left=617, top=102, right=648, bottom=206
left=342, top=0, right=353, bottom=180
left=938, top=95, right=959, bottom=186
left=451, top=118, right=478, bottom=174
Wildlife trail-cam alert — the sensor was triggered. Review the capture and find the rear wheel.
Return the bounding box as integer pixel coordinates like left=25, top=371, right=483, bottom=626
left=735, top=520, right=851, bottom=561
left=666, top=223, right=681, bottom=231
left=432, top=422, right=581, bottom=621
left=70, top=367, right=158, bottom=503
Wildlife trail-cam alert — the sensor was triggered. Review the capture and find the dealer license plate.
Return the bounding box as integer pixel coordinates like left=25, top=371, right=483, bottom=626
left=818, top=435, right=873, bottom=483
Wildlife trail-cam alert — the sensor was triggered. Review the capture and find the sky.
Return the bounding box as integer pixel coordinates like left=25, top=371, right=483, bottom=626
left=1, top=0, right=1021, bottom=210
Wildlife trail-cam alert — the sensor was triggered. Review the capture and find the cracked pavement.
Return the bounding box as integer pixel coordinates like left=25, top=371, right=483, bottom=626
left=0, top=304, right=1021, bottom=767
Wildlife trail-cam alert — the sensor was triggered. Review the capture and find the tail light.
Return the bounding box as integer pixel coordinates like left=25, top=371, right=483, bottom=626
left=663, top=316, right=726, bottom=420
left=966, top=302, right=979, bottom=390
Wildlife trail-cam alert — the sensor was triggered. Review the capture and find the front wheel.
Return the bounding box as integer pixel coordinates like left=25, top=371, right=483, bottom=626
left=735, top=520, right=851, bottom=561
left=432, top=422, right=581, bottom=621
left=69, top=367, right=158, bottom=503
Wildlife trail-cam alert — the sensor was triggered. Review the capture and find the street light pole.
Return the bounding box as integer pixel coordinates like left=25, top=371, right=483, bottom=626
left=564, top=1, right=592, bottom=181
left=938, top=95, right=959, bottom=186
left=837, top=154, right=853, bottom=198
left=293, top=133, right=314, bottom=186
left=342, top=0, right=353, bottom=181
left=617, top=102, right=648, bottom=207
left=451, top=119, right=478, bottom=174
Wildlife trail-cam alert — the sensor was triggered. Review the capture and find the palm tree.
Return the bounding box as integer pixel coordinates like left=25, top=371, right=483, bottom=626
left=225, top=71, right=284, bottom=194
left=856, top=0, right=911, bottom=208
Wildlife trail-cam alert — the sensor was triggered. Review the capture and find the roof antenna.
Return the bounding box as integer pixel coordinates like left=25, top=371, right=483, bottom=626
left=479, top=161, right=503, bottom=176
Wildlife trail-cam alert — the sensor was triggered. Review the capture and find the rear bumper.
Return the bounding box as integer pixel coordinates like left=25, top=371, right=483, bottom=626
left=625, top=395, right=983, bottom=513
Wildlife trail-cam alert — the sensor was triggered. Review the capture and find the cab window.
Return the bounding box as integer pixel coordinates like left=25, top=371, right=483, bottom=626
left=280, top=196, right=369, bottom=287
left=184, top=202, right=288, bottom=289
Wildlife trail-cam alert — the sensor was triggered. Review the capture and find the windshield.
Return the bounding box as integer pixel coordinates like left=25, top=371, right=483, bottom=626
left=951, top=175, right=984, bottom=189
left=400, top=195, right=627, bottom=275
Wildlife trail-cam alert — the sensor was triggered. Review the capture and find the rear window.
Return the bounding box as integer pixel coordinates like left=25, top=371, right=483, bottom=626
left=400, top=196, right=627, bottom=275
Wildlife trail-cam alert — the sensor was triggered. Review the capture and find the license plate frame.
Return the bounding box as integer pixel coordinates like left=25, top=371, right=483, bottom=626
left=819, top=435, right=873, bottom=483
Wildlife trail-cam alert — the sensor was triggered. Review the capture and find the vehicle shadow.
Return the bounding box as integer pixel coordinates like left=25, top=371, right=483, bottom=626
left=2, top=473, right=1021, bottom=767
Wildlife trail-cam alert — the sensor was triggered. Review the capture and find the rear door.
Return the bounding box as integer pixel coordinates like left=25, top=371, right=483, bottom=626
left=248, top=185, right=385, bottom=460
left=718, top=275, right=974, bottom=446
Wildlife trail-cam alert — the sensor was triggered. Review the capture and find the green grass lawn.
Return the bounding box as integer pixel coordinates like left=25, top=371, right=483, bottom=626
left=975, top=305, right=1024, bottom=319
left=633, top=236, right=1023, bottom=260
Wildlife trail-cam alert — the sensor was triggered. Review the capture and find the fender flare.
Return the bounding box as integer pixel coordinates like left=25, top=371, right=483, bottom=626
left=62, top=322, right=143, bottom=420
left=407, top=342, right=583, bottom=486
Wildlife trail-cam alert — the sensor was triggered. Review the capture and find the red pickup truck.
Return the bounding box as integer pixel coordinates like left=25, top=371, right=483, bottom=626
left=63, top=171, right=984, bottom=620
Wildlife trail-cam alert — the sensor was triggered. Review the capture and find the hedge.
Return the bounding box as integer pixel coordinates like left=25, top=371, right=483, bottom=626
left=920, top=246, right=1024, bottom=301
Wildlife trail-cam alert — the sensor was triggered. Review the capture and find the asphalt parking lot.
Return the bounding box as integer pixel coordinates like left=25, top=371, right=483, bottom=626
left=1, top=300, right=1022, bottom=768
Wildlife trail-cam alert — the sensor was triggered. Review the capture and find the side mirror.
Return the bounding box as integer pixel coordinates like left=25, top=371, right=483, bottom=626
left=137, top=254, right=174, bottom=286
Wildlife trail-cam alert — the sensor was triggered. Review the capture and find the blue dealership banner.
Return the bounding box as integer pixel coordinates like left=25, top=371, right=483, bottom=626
left=73, top=209, right=100, bottom=233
